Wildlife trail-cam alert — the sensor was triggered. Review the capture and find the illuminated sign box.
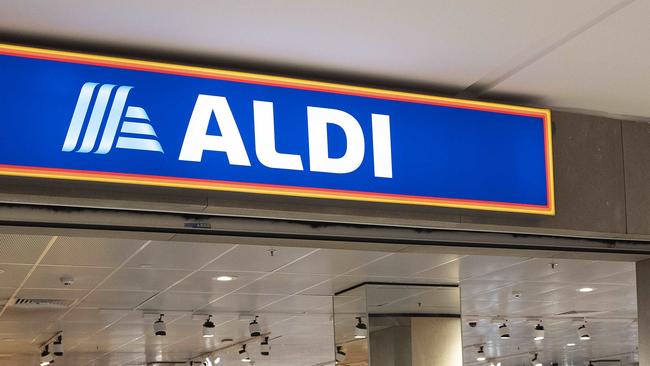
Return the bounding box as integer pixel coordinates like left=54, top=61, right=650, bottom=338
left=0, top=44, right=554, bottom=215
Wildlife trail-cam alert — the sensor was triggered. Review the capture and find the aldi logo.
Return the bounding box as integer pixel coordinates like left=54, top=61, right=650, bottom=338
left=62, top=82, right=164, bottom=154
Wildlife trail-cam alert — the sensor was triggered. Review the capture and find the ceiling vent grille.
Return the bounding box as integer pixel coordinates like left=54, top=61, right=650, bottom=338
left=12, top=298, right=74, bottom=309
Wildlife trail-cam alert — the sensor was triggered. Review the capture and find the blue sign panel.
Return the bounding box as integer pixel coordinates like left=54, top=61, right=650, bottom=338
left=0, top=44, right=554, bottom=214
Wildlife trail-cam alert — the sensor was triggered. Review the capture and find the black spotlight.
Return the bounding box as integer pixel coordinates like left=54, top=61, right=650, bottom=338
left=336, top=345, right=347, bottom=362
left=354, top=317, right=368, bottom=339
left=40, top=345, right=53, bottom=366
left=260, top=336, right=270, bottom=356
left=53, top=335, right=63, bottom=356
left=498, top=323, right=510, bottom=339
left=202, top=315, right=215, bottom=338
left=239, top=344, right=251, bottom=363
left=249, top=316, right=261, bottom=337
left=154, top=314, right=167, bottom=336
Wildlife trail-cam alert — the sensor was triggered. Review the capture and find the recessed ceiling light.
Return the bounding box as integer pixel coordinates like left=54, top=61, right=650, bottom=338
left=566, top=343, right=576, bottom=347
left=578, top=287, right=594, bottom=293
left=213, top=275, right=237, bottom=282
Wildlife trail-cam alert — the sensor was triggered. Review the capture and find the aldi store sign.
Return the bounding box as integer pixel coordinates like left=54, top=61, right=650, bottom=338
left=0, top=44, right=554, bottom=215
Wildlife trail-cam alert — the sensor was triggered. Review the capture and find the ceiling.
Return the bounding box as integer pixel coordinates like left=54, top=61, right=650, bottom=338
left=0, top=0, right=648, bottom=120
left=0, top=233, right=638, bottom=366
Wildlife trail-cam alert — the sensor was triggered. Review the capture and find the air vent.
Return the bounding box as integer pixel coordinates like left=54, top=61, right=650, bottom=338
left=12, top=298, right=74, bottom=309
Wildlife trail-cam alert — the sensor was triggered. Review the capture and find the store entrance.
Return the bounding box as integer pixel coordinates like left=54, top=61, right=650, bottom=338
left=0, top=230, right=638, bottom=366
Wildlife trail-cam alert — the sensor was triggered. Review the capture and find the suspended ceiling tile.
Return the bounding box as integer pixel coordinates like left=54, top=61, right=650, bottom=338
left=80, top=290, right=157, bottom=309
left=0, top=234, right=53, bottom=265
left=260, top=294, right=333, bottom=313
left=202, top=245, right=315, bottom=272
left=201, top=293, right=285, bottom=313
left=170, top=270, right=263, bottom=293
left=277, top=249, right=386, bottom=275
left=99, top=268, right=191, bottom=292
left=348, top=252, right=460, bottom=277
left=534, top=261, right=633, bottom=284
left=125, top=241, right=234, bottom=271
left=23, top=265, right=112, bottom=290
left=235, top=273, right=330, bottom=295
left=299, top=275, right=367, bottom=296
left=591, top=270, right=636, bottom=285
left=470, top=258, right=592, bottom=282
left=138, top=291, right=221, bottom=312
left=42, top=237, right=146, bottom=267
left=0, top=264, right=31, bottom=288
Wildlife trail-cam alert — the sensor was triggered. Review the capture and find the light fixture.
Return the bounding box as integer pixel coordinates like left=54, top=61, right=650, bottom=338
left=336, top=345, right=347, bottom=362
left=531, top=353, right=542, bottom=366
left=249, top=316, right=261, bottom=337
left=534, top=322, right=545, bottom=341
left=261, top=336, right=270, bottom=356
left=203, top=356, right=213, bottom=366
left=578, top=287, right=594, bottom=293
left=202, top=315, right=215, bottom=338
left=476, top=345, right=486, bottom=361
left=566, top=343, right=576, bottom=347
left=213, top=275, right=237, bottom=282
left=578, top=323, right=590, bottom=340
left=213, top=356, right=221, bottom=364
left=354, top=317, right=368, bottom=339
left=40, top=345, right=53, bottom=366
left=239, top=344, right=251, bottom=362
left=154, top=314, right=166, bottom=336
left=53, top=335, right=63, bottom=356
left=498, top=323, right=510, bottom=339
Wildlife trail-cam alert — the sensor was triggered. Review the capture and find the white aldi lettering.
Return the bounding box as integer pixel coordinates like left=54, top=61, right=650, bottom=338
left=179, top=94, right=393, bottom=178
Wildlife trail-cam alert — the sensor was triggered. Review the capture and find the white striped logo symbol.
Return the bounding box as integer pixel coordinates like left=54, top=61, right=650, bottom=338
left=62, top=82, right=164, bottom=154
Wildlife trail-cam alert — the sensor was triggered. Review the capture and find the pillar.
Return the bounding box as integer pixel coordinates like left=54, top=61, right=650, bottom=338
left=637, top=259, right=650, bottom=365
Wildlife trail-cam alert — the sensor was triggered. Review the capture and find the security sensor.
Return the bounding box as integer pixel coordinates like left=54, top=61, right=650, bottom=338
left=512, top=290, right=522, bottom=299
left=60, top=276, right=74, bottom=286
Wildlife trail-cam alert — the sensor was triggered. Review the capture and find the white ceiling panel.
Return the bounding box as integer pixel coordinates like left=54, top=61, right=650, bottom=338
left=80, top=290, right=157, bottom=309
left=169, top=270, right=263, bottom=293
left=202, top=245, right=315, bottom=272
left=418, top=255, right=533, bottom=281
left=99, top=268, right=191, bottom=291
left=261, top=294, right=333, bottom=313
left=348, top=252, right=460, bottom=277
left=277, top=249, right=386, bottom=275
left=235, top=273, right=330, bottom=295
left=42, top=237, right=146, bottom=267
left=0, top=264, right=32, bottom=288
left=23, top=265, right=112, bottom=290
left=472, top=258, right=594, bottom=282
left=201, top=293, right=285, bottom=313
left=138, top=292, right=221, bottom=312
left=125, top=241, right=234, bottom=270
left=0, top=234, right=53, bottom=265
